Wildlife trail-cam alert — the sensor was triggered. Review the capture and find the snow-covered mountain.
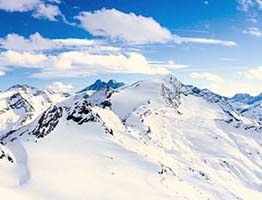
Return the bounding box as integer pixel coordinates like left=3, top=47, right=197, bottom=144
left=229, top=93, right=262, bottom=105
left=0, top=84, right=69, bottom=135
left=78, top=79, right=124, bottom=93
left=228, top=93, right=262, bottom=124
left=0, top=76, right=261, bottom=200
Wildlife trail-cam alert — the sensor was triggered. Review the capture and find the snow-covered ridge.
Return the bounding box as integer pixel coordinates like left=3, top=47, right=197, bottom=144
left=0, top=84, right=69, bottom=135
left=0, top=75, right=261, bottom=200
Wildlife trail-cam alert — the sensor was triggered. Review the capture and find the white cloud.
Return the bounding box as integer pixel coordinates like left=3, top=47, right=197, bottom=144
left=237, top=0, right=253, bottom=11
left=0, top=50, right=47, bottom=68
left=0, top=33, right=54, bottom=51
left=47, top=81, right=73, bottom=93
left=53, top=38, right=95, bottom=47
left=173, top=35, right=237, bottom=46
left=0, top=33, right=99, bottom=51
left=0, top=0, right=61, bottom=21
left=33, top=3, right=60, bottom=21
left=190, top=72, right=224, bottom=83
left=76, top=8, right=173, bottom=44
left=47, top=0, right=61, bottom=3
left=0, top=0, right=40, bottom=12
left=237, top=0, right=262, bottom=11
left=244, top=66, right=262, bottom=80
left=0, top=33, right=172, bottom=77
left=243, top=27, right=262, bottom=37
left=36, top=51, right=170, bottom=77
left=0, top=50, right=170, bottom=78
left=76, top=8, right=237, bottom=46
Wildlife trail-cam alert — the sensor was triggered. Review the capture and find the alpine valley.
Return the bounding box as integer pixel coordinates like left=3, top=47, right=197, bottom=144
left=0, top=75, right=261, bottom=200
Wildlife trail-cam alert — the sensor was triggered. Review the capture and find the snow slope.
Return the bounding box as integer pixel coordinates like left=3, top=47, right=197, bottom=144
left=0, top=76, right=261, bottom=200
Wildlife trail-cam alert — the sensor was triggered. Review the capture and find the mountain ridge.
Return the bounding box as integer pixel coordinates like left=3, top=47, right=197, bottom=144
left=0, top=75, right=261, bottom=200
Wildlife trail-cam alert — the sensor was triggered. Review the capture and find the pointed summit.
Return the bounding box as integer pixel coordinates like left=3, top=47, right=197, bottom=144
left=78, top=79, right=124, bottom=93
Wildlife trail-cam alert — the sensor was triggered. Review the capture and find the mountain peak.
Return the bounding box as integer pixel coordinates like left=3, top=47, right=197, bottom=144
left=78, top=79, right=124, bottom=93
left=6, top=84, right=36, bottom=92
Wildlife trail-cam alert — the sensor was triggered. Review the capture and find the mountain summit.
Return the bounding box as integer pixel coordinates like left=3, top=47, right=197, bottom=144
left=78, top=79, right=124, bottom=93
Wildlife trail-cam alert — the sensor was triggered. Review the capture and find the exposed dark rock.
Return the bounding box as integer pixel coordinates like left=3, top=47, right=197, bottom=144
left=32, top=105, right=63, bottom=138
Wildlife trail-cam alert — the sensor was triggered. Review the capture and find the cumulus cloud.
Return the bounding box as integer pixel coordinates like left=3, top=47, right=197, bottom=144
left=190, top=72, right=224, bottom=83
left=33, top=3, right=61, bottom=21
left=0, top=50, right=170, bottom=78
left=0, top=33, right=99, bottom=52
left=76, top=8, right=173, bottom=44
left=47, top=81, right=74, bottom=93
left=0, top=0, right=40, bottom=12
left=35, top=51, right=170, bottom=77
left=75, top=8, right=237, bottom=46
left=0, top=32, right=174, bottom=77
left=0, top=0, right=61, bottom=21
left=0, top=50, right=47, bottom=68
left=244, top=66, right=262, bottom=80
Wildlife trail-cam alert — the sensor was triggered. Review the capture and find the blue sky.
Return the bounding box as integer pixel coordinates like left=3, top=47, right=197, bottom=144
left=0, top=0, right=262, bottom=96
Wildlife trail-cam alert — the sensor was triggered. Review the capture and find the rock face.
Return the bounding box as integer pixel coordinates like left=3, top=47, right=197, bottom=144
left=32, top=105, right=63, bottom=139
left=67, top=101, right=99, bottom=125
left=0, top=76, right=261, bottom=200
left=78, top=79, right=124, bottom=93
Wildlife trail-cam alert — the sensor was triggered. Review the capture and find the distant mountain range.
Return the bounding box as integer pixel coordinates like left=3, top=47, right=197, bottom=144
left=229, top=93, right=262, bottom=104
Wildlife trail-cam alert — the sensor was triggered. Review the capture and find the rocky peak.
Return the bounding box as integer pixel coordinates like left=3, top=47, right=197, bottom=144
left=78, top=79, right=124, bottom=93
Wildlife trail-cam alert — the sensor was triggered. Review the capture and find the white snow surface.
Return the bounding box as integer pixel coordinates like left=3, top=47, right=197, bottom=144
left=0, top=76, right=261, bottom=200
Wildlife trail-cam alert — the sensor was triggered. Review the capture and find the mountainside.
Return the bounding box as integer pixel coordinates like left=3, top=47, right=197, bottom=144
left=78, top=79, right=124, bottom=93
left=0, top=76, right=261, bottom=200
left=0, top=85, right=69, bottom=135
